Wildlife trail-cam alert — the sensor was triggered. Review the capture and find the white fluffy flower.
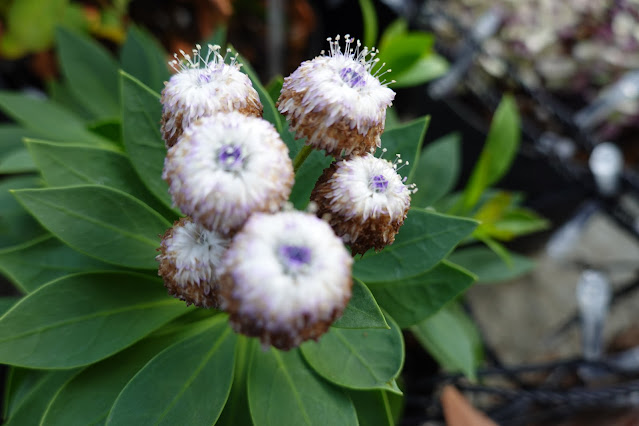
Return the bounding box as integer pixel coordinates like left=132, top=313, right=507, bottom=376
left=163, top=111, right=294, bottom=236
left=277, top=35, right=395, bottom=157
left=160, top=44, right=262, bottom=148
left=311, top=153, right=414, bottom=254
left=157, top=217, right=229, bottom=308
left=219, top=211, right=353, bottom=350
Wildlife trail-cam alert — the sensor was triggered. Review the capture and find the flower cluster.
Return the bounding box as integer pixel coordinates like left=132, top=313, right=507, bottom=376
left=156, top=36, right=414, bottom=349
left=279, top=35, right=416, bottom=255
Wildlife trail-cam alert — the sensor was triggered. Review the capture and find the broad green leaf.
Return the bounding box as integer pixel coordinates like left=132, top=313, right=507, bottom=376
left=301, top=313, right=403, bottom=393
left=391, top=53, right=448, bottom=88
left=358, top=0, right=378, bottom=48
left=0, top=175, right=45, bottom=249
left=13, top=185, right=171, bottom=269
left=0, top=235, right=115, bottom=293
left=120, top=71, right=175, bottom=210
left=0, top=147, right=35, bottom=173
left=0, top=297, right=18, bottom=315
left=3, top=368, right=80, bottom=426
left=333, top=278, right=388, bottom=329
left=0, top=124, right=39, bottom=152
left=411, top=303, right=483, bottom=380
left=107, top=318, right=236, bottom=426
left=459, top=95, right=520, bottom=213
left=46, top=79, right=94, bottom=121
left=56, top=27, right=120, bottom=119
left=353, top=208, right=477, bottom=283
left=0, top=92, right=114, bottom=147
left=248, top=348, right=358, bottom=426
left=480, top=207, right=550, bottom=241
left=120, top=26, right=170, bottom=94
left=26, top=139, right=177, bottom=217
left=377, top=33, right=435, bottom=86
left=449, top=246, right=534, bottom=284
left=384, top=106, right=400, bottom=129
left=349, top=389, right=397, bottom=426
left=411, top=132, right=461, bottom=207
left=87, top=120, right=123, bottom=145
left=217, top=336, right=256, bottom=426
left=0, top=271, right=188, bottom=368
left=43, top=323, right=205, bottom=426
left=379, top=115, right=430, bottom=183
left=368, top=261, right=476, bottom=328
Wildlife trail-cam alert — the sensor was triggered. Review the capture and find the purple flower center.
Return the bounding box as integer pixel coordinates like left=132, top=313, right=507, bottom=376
left=339, top=67, right=366, bottom=88
left=370, top=174, right=388, bottom=193
left=218, top=145, right=242, bottom=170
left=198, top=71, right=211, bottom=84
left=279, top=245, right=312, bottom=272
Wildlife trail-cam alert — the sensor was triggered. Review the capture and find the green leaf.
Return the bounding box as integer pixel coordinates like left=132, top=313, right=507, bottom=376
left=379, top=115, right=430, bottom=183
left=46, top=79, right=94, bottom=121
left=0, top=92, right=114, bottom=147
left=0, top=271, right=188, bottom=368
left=0, top=147, right=35, bottom=173
left=13, top=185, right=171, bottom=269
left=41, top=328, right=189, bottom=426
left=301, top=313, right=403, bottom=393
left=333, top=278, right=388, bottom=329
left=358, top=0, right=378, bottom=48
left=55, top=27, right=120, bottom=119
left=3, top=368, right=80, bottom=426
left=87, top=119, right=123, bottom=145
left=248, top=348, right=358, bottom=426
left=0, top=175, right=46, bottom=249
left=0, top=124, right=39, bottom=152
left=107, top=317, right=236, bottom=426
left=217, top=336, right=256, bottom=426
left=120, top=26, right=170, bottom=94
left=459, top=95, right=520, bottom=213
left=411, top=132, right=461, bottom=207
left=377, top=33, right=435, bottom=87
left=390, top=53, right=448, bottom=88
left=449, top=246, right=534, bottom=284
left=26, top=139, right=177, bottom=217
left=349, top=389, right=397, bottom=426
left=0, top=297, right=18, bottom=315
left=0, top=235, right=115, bottom=293
left=368, top=261, right=476, bottom=328
left=120, top=71, right=175, bottom=210
left=352, top=208, right=477, bottom=283
left=411, top=303, right=483, bottom=380
left=288, top=145, right=332, bottom=209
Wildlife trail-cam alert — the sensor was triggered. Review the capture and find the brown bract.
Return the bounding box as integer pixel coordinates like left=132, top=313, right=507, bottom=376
left=157, top=217, right=221, bottom=308
left=219, top=271, right=351, bottom=350
left=277, top=90, right=383, bottom=158
left=160, top=98, right=263, bottom=149
left=311, top=162, right=409, bottom=255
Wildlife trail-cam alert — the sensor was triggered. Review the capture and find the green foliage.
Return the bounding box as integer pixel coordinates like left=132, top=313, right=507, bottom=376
left=248, top=349, right=358, bottom=426
left=0, top=27, right=541, bottom=425
left=377, top=20, right=449, bottom=88
left=301, top=313, right=403, bottom=392
left=411, top=303, right=483, bottom=381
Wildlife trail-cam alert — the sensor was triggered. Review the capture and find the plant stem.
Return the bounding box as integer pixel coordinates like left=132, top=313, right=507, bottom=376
left=293, top=145, right=313, bottom=173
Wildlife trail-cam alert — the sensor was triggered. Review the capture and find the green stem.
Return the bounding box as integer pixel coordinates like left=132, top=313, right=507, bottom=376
left=292, top=145, right=313, bottom=173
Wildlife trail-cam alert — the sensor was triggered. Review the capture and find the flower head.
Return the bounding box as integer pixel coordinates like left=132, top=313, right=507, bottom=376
left=161, top=44, right=263, bottom=148
left=157, top=217, right=229, bottom=308
left=219, top=211, right=353, bottom=350
left=277, top=35, right=395, bottom=157
left=163, top=111, right=294, bottom=236
left=310, top=152, right=414, bottom=255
